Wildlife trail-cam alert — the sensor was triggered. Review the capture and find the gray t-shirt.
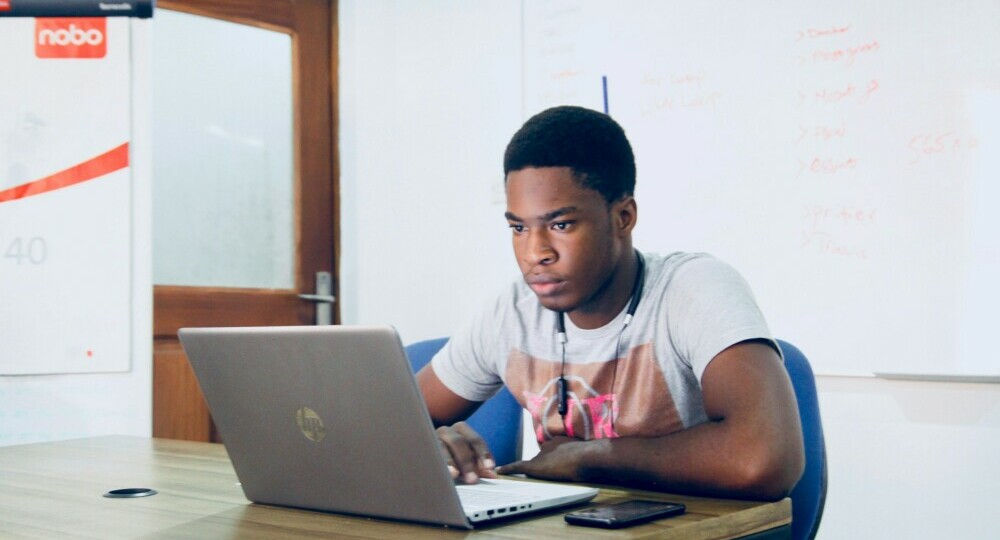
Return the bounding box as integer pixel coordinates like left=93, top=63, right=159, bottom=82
left=431, top=252, right=777, bottom=443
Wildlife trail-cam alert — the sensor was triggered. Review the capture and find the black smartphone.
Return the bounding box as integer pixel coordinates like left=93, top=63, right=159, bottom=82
left=564, top=499, right=686, bottom=529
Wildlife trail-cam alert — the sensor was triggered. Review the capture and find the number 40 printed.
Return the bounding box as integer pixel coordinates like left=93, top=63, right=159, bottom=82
left=4, top=237, right=48, bottom=265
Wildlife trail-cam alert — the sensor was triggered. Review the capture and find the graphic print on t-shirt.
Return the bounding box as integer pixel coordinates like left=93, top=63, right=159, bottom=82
left=505, top=343, right=683, bottom=443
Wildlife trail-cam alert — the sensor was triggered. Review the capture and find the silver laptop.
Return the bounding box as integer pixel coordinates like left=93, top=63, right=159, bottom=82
left=178, top=325, right=597, bottom=529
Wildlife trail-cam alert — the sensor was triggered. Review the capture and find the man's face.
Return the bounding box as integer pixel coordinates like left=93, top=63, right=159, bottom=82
left=505, top=166, right=626, bottom=316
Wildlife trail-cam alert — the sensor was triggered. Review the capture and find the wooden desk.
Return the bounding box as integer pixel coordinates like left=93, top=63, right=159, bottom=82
left=0, top=436, right=790, bottom=539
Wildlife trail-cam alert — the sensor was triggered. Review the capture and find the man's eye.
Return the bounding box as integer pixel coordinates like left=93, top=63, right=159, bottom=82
left=509, top=224, right=524, bottom=233
left=553, top=222, right=572, bottom=231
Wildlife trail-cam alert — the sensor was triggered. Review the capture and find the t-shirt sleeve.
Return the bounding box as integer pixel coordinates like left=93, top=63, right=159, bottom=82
left=429, top=299, right=505, bottom=403
left=666, top=256, right=779, bottom=383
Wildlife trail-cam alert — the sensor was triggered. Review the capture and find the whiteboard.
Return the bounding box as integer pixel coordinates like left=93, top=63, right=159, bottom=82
left=524, top=0, right=1000, bottom=376
left=0, top=18, right=132, bottom=375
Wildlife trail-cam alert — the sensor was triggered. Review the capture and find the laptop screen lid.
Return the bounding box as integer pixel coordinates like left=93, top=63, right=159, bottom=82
left=178, top=325, right=596, bottom=529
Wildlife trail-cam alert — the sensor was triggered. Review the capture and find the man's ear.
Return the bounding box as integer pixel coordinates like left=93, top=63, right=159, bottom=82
left=613, top=197, right=638, bottom=235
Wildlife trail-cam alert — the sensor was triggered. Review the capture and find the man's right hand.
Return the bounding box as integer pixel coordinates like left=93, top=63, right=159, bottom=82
left=416, top=364, right=497, bottom=483
left=435, top=421, right=497, bottom=484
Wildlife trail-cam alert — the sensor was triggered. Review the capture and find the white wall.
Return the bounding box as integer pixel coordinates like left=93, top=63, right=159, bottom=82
left=338, top=0, right=523, bottom=345
left=338, top=2, right=1000, bottom=538
left=0, top=21, right=152, bottom=446
left=818, top=376, right=999, bottom=538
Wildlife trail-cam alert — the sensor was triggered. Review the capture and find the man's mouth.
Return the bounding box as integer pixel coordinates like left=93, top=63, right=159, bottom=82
left=526, top=275, right=565, bottom=296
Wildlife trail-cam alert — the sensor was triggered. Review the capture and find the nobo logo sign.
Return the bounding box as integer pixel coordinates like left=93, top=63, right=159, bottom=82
left=296, top=407, right=326, bottom=442
left=35, top=18, right=107, bottom=59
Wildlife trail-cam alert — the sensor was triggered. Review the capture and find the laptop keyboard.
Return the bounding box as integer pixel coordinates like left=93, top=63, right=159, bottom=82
left=455, top=483, right=536, bottom=511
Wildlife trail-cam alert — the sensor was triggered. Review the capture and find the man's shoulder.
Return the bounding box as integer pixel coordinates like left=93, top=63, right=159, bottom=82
left=642, top=251, right=755, bottom=308
left=643, top=251, right=729, bottom=282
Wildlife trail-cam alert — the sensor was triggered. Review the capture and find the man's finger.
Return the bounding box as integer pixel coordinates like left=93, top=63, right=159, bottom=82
left=453, top=422, right=496, bottom=471
left=435, top=431, right=459, bottom=478
left=495, top=460, right=528, bottom=476
left=436, top=425, right=480, bottom=484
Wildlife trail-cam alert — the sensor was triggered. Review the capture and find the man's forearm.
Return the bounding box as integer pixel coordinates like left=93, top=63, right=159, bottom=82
left=500, top=415, right=802, bottom=501
left=574, top=418, right=800, bottom=500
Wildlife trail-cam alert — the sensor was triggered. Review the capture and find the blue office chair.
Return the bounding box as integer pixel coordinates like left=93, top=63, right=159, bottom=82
left=405, top=338, right=522, bottom=466
left=777, top=340, right=828, bottom=540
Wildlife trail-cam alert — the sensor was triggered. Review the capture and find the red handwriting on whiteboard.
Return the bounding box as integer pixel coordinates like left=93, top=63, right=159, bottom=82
left=642, top=97, right=674, bottom=113
left=640, top=93, right=721, bottom=116
left=799, top=230, right=868, bottom=260
left=639, top=72, right=720, bottom=117
left=671, top=72, right=707, bottom=87
left=682, top=92, right=721, bottom=109
left=803, top=204, right=878, bottom=230
left=796, top=24, right=852, bottom=41
left=860, top=79, right=879, bottom=102
left=811, top=40, right=880, bottom=67
left=550, top=69, right=582, bottom=80
left=907, top=132, right=979, bottom=164
left=813, top=83, right=857, bottom=103
left=797, top=157, right=860, bottom=176
left=796, top=123, right=848, bottom=144
left=640, top=92, right=722, bottom=116
left=798, top=80, right=880, bottom=106
left=642, top=71, right=708, bottom=87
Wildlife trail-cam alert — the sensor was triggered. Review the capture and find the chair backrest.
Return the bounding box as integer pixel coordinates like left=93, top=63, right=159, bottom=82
left=776, top=339, right=828, bottom=540
left=404, top=338, right=522, bottom=466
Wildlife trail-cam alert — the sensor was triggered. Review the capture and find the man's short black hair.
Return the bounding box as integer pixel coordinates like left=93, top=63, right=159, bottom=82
left=503, top=106, right=636, bottom=204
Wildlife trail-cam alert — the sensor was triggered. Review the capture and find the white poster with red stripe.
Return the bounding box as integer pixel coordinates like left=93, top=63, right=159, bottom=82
left=1, top=17, right=131, bottom=374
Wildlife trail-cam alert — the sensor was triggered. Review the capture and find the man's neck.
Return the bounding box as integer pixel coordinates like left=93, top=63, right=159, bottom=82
left=566, top=249, right=640, bottom=330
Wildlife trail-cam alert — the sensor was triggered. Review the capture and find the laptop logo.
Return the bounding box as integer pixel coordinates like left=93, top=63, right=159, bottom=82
left=295, top=407, right=326, bottom=442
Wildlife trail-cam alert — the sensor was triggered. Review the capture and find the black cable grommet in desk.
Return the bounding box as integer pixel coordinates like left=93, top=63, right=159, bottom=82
left=103, top=488, right=157, bottom=498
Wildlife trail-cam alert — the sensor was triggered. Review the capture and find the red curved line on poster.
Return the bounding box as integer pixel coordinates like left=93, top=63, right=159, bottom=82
left=0, top=142, right=130, bottom=204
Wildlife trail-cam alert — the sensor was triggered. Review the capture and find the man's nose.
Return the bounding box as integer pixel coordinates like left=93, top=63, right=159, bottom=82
left=525, top=230, right=556, bottom=266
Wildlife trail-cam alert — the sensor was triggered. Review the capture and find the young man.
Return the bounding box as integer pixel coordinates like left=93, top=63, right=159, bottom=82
left=416, top=106, right=804, bottom=500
